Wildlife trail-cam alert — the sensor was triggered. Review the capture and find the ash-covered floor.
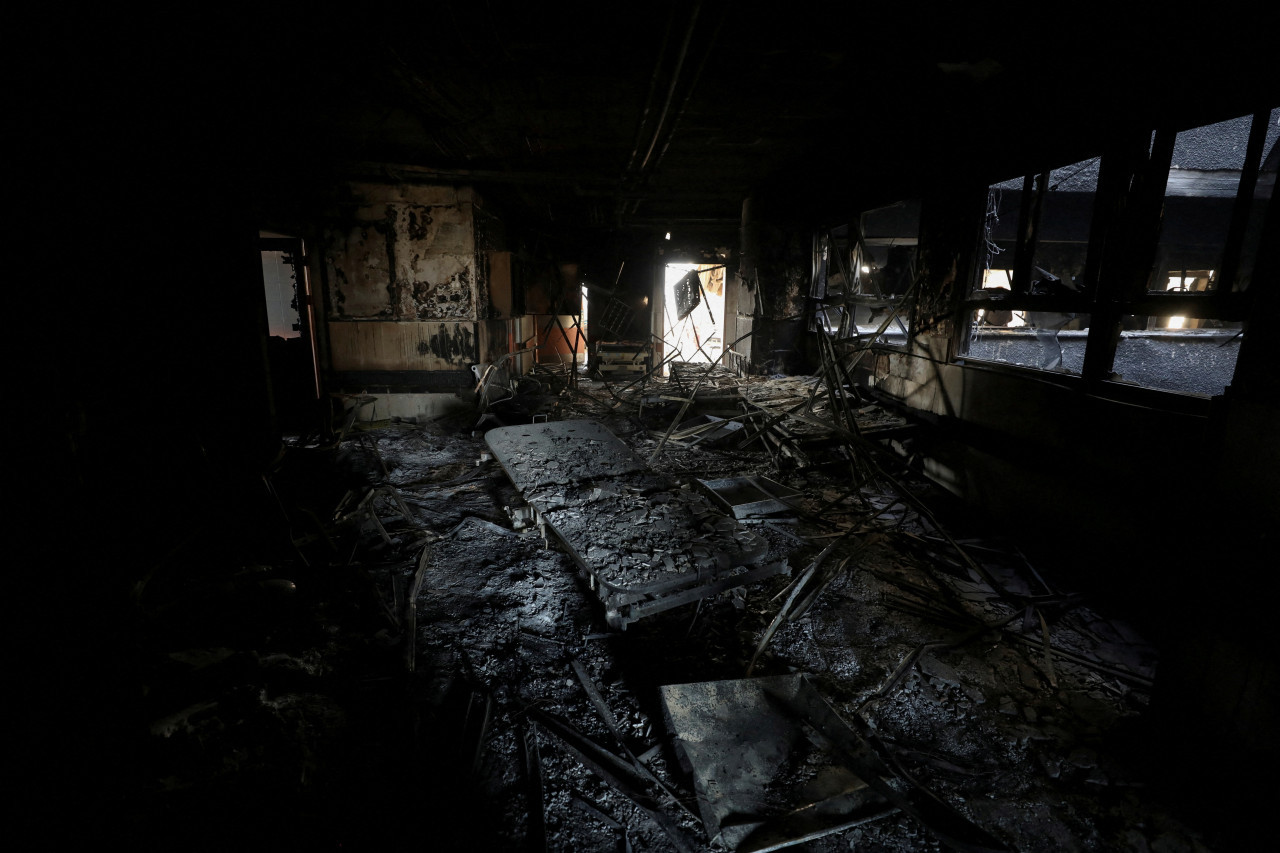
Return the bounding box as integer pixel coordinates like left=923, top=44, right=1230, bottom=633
left=123, top=367, right=1237, bottom=851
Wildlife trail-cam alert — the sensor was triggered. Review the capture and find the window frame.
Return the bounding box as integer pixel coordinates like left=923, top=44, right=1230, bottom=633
left=812, top=200, right=921, bottom=351
left=955, top=108, right=1276, bottom=404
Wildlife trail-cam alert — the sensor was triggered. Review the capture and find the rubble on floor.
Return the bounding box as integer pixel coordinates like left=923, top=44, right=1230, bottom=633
left=127, top=366, right=1229, bottom=851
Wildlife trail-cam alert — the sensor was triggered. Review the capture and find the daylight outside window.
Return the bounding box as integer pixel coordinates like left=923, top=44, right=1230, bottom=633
left=1108, top=110, right=1276, bottom=396
left=961, top=157, right=1099, bottom=374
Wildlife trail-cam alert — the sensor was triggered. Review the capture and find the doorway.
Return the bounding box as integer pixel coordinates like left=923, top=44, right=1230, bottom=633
left=259, top=234, right=320, bottom=433
left=662, top=263, right=725, bottom=364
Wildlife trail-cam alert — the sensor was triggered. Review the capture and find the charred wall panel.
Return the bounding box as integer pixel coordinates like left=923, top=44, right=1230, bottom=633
left=327, top=320, right=479, bottom=371
left=323, top=184, right=480, bottom=324
left=325, top=221, right=394, bottom=318
left=320, top=184, right=503, bottom=376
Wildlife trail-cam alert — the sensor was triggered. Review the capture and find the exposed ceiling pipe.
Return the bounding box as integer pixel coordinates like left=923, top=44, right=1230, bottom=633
left=650, top=1, right=729, bottom=173
left=622, top=4, right=679, bottom=178
left=629, top=0, right=731, bottom=216
left=636, top=1, right=703, bottom=176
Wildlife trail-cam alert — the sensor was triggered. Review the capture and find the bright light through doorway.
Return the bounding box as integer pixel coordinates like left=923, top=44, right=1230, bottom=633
left=663, top=263, right=725, bottom=365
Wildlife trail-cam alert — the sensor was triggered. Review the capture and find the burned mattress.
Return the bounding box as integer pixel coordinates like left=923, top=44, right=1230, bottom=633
left=485, top=420, right=789, bottom=628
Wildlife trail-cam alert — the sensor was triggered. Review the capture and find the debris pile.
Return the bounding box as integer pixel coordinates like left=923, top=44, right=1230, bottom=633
left=126, top=370, right=1222, bottom=851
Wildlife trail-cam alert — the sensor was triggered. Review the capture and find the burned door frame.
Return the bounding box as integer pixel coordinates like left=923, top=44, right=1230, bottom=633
left=659, top=261, right=728, bottom=367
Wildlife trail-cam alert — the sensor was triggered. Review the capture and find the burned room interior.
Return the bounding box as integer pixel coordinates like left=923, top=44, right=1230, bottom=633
left=35, top=6, right=1279, bottom=851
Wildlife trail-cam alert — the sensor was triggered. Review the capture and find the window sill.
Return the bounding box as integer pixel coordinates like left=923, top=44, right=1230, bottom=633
left=953, top=355, right=1216, bottom=415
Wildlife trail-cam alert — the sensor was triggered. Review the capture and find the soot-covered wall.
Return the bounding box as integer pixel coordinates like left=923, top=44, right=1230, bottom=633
left=320, top=183, right=506, bottom=390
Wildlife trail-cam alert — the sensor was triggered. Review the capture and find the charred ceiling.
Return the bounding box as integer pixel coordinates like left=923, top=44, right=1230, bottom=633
left=38, top=4, right=1272, bottom=261
left=222, top=6, right=1275, bottom=250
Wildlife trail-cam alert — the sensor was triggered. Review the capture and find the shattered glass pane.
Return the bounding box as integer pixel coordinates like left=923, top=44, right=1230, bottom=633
left=851, top=303, right=910, bottom=343
left=978, top=184, right=1018, bottom=292
left=963, top=309, right=1090, bottom=374
left=1031, top=157, right=1098, bottom=298
left=964, top=156, right=1098, bottom=375
left=981, top=156, right=1098, bottom=297
left=1110, top=315, right=1242, bottom=396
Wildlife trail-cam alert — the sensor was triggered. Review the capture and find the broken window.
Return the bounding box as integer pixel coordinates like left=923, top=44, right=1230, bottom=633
left=1095, top=109, right=1276, bottom=397
left=960, top=156, right=1099, bottom=373
left=958, top=107, right=1276, bottom=397
left=963, top=309, right=1092, bottom=373
left=813, top=200, right=920, bottom=347
left=1109, top=314, right=1243, bottom=395
left=1146, top=112, right=1276, bottom=294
